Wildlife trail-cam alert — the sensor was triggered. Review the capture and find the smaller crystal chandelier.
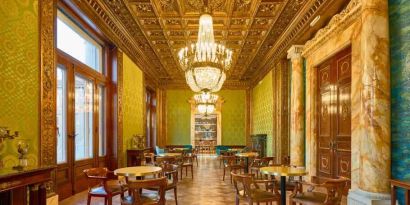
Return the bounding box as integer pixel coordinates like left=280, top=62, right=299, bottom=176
left=194, top=92, right=218, bottom=115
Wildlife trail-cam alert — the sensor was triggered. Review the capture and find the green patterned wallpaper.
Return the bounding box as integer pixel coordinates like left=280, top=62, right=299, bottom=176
left=218, top=90, right=246, bottom=145
left=166, top=89, right=246, bottom=145
left=121, top=54, right=144, bottom=160
left=252, top=71, right=273, bottom=156
left=166, top=89, right=192, bottom=145
left=0, top=0, right=39, bottom=167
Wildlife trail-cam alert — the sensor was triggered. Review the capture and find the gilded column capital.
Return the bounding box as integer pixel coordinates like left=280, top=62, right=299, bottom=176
left=287, top=45, right=304, bottom=60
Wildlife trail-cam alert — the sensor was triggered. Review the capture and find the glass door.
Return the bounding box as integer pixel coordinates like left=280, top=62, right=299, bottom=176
left=55, top=9, right=108, bottom=199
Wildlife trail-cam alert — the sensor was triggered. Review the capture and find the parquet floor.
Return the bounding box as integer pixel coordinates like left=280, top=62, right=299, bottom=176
left=60, top=155, right=347, bottom=205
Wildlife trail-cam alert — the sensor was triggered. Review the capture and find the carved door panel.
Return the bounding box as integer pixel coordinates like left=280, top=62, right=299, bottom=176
left=317, top=47, right=351, bottom=179
left=317, top=61, right=333, bottom=179
left=334, top=50, right=351, bottom=178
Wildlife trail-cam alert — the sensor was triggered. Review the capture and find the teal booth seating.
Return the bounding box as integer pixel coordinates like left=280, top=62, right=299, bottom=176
left=155, top=146, right=165, bottom=154
left=215, top=146, right=229, bottom=155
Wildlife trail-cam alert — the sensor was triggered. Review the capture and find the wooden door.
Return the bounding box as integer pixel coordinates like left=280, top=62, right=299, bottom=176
left=317, top=47, right=351, bottom=179
left=56, top=52, right=107, bottom=199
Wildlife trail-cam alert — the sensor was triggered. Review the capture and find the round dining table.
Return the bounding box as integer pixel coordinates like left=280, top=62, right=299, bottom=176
left=235, top=152, right=259, bottom=173
left=157, top=152, right=182, bottom=157
left=114, top=166, right=162, bottom=178
left=260, top=166, right=308, bottom=205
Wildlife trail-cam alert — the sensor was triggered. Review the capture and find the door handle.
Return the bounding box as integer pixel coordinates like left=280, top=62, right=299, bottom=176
left=68, top=133, right=78, bottom=138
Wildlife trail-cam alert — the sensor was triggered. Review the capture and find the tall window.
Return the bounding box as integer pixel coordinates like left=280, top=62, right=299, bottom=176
left=57, top=66, right=67, bottom=164
left=55, top=5, right=112, bottom=198
left=57, top=11, right=103, bottom=73
left=74, top=76, right=94, bottom=160
left=99, top=86, right=106, bottom=156
left=56, top=10, right=108, bottom=162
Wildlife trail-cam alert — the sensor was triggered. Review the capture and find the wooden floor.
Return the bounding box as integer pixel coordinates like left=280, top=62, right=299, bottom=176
left=60, top=156, right=347, bottom=205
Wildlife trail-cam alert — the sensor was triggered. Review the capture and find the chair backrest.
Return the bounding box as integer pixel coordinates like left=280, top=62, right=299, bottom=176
left=322, top=177, right=350, bottom=204
left=83, top=167, right=109, bottom=190
left=262, top=157, right=275, bottom=165
left=161, top=164, right=179, bottom=185
left=231, top=172, right=257, bottom=199
left=155, top=156, right=177, bottom=165
left=282, top=156, right=290, bottom=165
left=127, top=177, right=167, bottom=205
left=223, top=155, right=240, bottom=166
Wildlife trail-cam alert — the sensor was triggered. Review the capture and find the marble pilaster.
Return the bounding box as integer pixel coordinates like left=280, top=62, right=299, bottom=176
left=358, top=0, right=391, bottom=194
left=287, top=45, right=305, bottom=166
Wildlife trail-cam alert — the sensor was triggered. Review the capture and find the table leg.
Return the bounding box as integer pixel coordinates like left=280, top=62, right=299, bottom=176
left=280, top=176, right=286, bottom=205
left=244, top=158, right=249, bottom=173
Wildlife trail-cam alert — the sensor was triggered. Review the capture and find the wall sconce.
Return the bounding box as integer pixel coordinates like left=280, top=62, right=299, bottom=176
left=0, top=127, right=19, bottom=168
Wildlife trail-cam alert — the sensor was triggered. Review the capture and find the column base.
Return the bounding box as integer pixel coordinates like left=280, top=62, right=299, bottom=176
left=46, top=194, right=58, bottom=205
left=348, top=189, right=391, bottom=205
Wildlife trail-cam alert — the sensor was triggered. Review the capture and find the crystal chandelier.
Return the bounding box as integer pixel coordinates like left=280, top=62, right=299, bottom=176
left=178, top=12, right=233, bottom=93
left=194, top=92, right=218, bottom=114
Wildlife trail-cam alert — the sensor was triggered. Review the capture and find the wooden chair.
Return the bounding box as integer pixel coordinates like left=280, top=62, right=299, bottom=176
left=290, top=176, right=350, bottom=205
left=249, top=157, right=275, bottom=178
left=181, top=153, right=194, bottom=179
left=192, top=147, right=199, bottom=167
left=219, top=150, right=235, bottom=167
left=121, top=177, right=167, bottom=205
left=145, top=164, right=179, bottom=205
left=231, top=172, right=281, bottom=205
left=144, top=152, right=155, bottom=165
left=83, top=167, right=127, bottom=205
left=222, top=156, right=244, bottom=183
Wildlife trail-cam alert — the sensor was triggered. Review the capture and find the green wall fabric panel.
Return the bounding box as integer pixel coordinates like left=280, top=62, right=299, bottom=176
left=252, top=71, right=273, bottom=156
left=390, top=0, right=410, bottom=204
left=122, top=54, right=144, bottom=159
left=218, top=90, right=246, bottom=145
left=0, top=0, right=39, bottom=167
left=166, top=89, right=193, bottom=145
left=166, top=89, right=246, bottom=145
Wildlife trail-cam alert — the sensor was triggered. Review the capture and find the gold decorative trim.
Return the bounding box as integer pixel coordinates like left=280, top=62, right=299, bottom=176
left=117, top=50, right=124, bottom=168
left=39, top=0, right=57, bottom=193
left=72, top=0, right=160, bottom=84
left=251, top=0, right=333, bottom=86
left=302, top=0, right=362, bottom=56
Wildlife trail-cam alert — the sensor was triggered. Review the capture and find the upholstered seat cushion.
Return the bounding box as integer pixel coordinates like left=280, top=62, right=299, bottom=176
left=238, top=189, right=280, bottom=201
left=122, top=193, right=161, bottom=205
left=291, top=191, right=336, bottom=204
left=89, top=184, right=122, bottom=195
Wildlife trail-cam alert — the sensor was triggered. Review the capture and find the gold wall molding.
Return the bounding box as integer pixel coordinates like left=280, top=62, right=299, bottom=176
left=116, top=50, right=124, bottom=168
left=39, top=0, right=57, bottom=193
left=302, top=0, right=362, bottom=57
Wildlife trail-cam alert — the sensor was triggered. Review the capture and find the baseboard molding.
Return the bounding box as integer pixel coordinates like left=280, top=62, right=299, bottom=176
left=348, top=189, right=391, bottom=205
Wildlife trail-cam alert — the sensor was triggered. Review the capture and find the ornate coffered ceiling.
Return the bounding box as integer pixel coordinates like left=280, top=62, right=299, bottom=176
left=75, top=0, right=347, bottom=89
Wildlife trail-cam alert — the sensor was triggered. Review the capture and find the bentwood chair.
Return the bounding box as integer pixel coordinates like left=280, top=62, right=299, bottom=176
left=222, top=156, right=244, bottom=183
left=249, top=157, right=275, bottom=178
left=192, top=147, right=199, bottom=166
left=121, top=177, right=167, bottom=205
left=83, top=167, right=127, bottom=205
left=181, top=153, right=194, bottom=179
left=145, top=164, right=179, bottom=205
left=290, top=176, right=350, bottom=205
left=231, top=172, right=281, bottom=205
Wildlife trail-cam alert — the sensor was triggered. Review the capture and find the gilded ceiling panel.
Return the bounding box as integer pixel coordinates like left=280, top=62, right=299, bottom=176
left=101, top=0, right=321, bottom=87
